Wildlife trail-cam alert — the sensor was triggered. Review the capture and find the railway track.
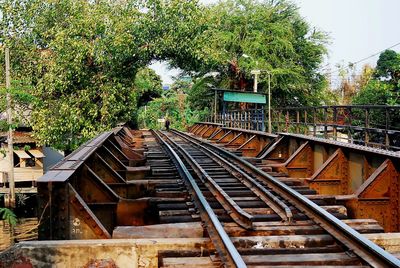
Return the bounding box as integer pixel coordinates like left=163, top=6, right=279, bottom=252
left=153, top=129, right=400, bottom=268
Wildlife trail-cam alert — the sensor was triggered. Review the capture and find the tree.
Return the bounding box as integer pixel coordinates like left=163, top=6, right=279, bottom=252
left=1, top=0, right=330, bottom=151
left=186, top=77, right=214, bottom=111
left=0, top=0, right=205, bottom=151
left=169, top=0, right=329, bottom=107
left=137, top=77, right=210, bottom=130
left=352, top=80, right=396, bottom=105
left=134, top=67, right=163, bottom=107
left=1, top=0, right=144, bottom=151
left=169, top=77, right=192, bottom=94
left=352, top=51, right=400, bottom=106
left=351, top=53, right=400, bottom=132
left=375, top=50, right=400, bottom=88
left=335, top=64, right=374, bottom=104
left=137, top=91, right=204, bottom=130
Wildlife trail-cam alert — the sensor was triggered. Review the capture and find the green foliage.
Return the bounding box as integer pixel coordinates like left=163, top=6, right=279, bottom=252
left=352, top=80, right=397, bottom=105
left=1, top=0, right=210, bottom=150
left=316, top=87, right=340, bottom=105
left=187, top=77, right=215, bottom=111
left=375, top=50, right=400, bottom=88
left=134, top=68, right=163, bottom=107
left=138, top=92, right=184, bottom=130
left=169, top=78, right=192, bottom=94
left=0, top=207, right=17, bottom=226
left=139, top=0, right=208, bottom=69
left=351, top=53, right=400, bottom=131
left=353, top=50, right=400, bottom=106
left=0, top=81, right=36, bottom=129
left=0, top=120, right=8, bottom=132
left=2, top=0, right=329, bottom=151
left=1, top=0, right=147, bottom=151
left=171, top=0, right=328, bottom=107
left=138, top=78, right=211, bottom=130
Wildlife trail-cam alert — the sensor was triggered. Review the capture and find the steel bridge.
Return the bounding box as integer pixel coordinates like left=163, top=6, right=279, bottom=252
left=1, top=125, right=400, bottom=267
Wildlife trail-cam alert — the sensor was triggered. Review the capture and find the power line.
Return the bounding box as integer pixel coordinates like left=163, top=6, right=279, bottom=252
left=351, top=41, right=400, bottom=66
left=322, top=41, right=400, bottom=76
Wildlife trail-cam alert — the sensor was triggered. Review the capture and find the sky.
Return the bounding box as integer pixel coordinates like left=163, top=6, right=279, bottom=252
left=150, top=0, right=400, bottom=85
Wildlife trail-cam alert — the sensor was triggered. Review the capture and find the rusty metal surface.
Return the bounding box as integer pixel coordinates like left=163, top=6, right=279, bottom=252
left=189, top=123, right=400, bottom=233
left=157, top=130, right=255, bottom=230
left=152, top=130, right=246, bottom=268
left=37, top=128, right=163, bottom=240
left=166, top=131, right=292, bottom=224
left=222, top=126, right=278, bottom=138
left=199, top=125, right=278, bottom=157
left=179, top=127, right=400, bottom=267
left=195, top=122, right=400, bottom=157
left=38, top=131, right=115, bottom=183
left=281, top=133, right=400, bottom=158
left=34, top=123, right=400, bottom=267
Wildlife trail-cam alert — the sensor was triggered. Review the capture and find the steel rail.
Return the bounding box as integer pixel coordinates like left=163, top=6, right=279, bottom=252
left=157, top=130, right=254, bottom=229
left=151, top=130, right=246, bottom=268
left=196, top=144, right=293, bottom=223
left=167, top=130, right=292, bottom=223
left=173, top=129, right=400, bottom=268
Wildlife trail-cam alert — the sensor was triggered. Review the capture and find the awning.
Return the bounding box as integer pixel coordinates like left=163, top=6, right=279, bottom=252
left=14, top=150, right=31, bottom=159
left=29, top=149, right=45, bottom=158
left=223, top=91, right=266, bottom=104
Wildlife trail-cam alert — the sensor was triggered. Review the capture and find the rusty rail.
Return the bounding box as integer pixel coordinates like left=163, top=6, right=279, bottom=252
left=156, top=130, right=254, bottom=229
left=164, top=130, right=292, bottom=223
left=152, top=130, right=246, bottom=268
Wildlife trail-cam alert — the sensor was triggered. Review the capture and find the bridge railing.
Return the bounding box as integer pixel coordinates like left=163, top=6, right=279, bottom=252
left=205, top=105, right=400, bottom=151
left=211, top=109, right=265, bottom=131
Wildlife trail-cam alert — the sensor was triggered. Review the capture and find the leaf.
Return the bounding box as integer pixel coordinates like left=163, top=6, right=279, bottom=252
left=0, top=208, right=17, bottom=226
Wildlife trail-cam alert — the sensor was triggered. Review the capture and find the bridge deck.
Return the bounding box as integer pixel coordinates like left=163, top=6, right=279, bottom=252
left=1, top=125, right=400, bottom=267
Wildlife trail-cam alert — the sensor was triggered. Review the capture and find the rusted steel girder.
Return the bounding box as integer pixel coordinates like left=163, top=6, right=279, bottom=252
left=346, top=159, right=399, bottom=231
left=261, top=133, right=400, bottom=232
left=188, top=122, right=400, bottom=232
left=191, top=124, right=277, bottom=157
left=37, top=128, right=152, bottom=240
left=309, top=148, right=349, bottom=195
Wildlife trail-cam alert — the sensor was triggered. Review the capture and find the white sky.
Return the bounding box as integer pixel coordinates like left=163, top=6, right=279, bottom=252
left=151, top=0, right=400, bottom=84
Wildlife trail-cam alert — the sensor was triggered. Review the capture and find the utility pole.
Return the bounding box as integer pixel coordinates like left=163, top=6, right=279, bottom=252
left=5, top=47, right=15, bottom=208
left=250, top=70, right=261, bottom=93
left=214, top=89, right=217, bottom=123
left=268, top=72, right=272, bottom=133
left=144, top=105, right=147, bottom=129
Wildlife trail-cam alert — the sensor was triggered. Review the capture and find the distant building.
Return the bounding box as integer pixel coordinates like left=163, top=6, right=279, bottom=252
left=0, top=131, right=44, bottom=187
left=0, top=104, right=64, bottom=189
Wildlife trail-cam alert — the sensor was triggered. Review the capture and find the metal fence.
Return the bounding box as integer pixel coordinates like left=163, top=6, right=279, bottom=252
left=209, top=109, right=265, bottom=131
left=206, top=105, right=400, bottom=151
